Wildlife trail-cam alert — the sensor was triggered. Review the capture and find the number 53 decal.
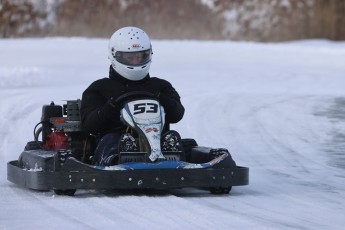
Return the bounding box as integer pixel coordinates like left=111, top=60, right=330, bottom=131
left=133, top=103, right=158, bottom=115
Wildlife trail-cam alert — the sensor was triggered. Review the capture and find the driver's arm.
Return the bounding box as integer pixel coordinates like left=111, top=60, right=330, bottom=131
left=80, top=85, right=121, bottom=134
left=158, top=86, right=185, bottom=124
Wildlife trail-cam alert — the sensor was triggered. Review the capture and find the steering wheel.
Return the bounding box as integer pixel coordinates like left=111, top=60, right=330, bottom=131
left=114, top=91, right=156, bottom=105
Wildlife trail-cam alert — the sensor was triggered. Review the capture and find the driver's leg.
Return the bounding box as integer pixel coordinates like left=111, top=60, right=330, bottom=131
left=93, top=132, right=122, bottom=166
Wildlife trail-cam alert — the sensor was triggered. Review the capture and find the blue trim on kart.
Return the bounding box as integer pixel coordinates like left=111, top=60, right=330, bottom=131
left=95, top=152, right=229, bottom=170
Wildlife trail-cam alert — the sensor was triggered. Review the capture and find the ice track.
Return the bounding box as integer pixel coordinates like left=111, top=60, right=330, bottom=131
left=1, top=38, right=345, bottom=229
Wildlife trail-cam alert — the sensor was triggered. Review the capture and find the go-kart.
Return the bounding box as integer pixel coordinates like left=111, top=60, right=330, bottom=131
left=7, top=92, right=249, bottom=196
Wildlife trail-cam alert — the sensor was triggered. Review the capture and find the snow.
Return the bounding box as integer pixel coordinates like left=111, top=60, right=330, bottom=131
left=1, top=37, right=345, bottom=229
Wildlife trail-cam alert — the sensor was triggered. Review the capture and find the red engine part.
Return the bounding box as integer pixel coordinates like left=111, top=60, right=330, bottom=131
left=44, top=131, right=69, bottom=151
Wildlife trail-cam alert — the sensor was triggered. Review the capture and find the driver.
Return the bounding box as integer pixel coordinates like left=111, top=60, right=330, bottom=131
left=80, top=27, right=185, bottom=166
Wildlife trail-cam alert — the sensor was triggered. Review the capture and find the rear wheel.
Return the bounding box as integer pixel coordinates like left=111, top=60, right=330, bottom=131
left=24, top=141, right=43, bottom=151
left=181, top=138, right=198, bottom=162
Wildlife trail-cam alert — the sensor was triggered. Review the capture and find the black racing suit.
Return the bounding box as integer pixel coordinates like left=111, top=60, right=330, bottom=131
left=80, top=66, right=185, bottom=165
left=80, top=66, right=185, bottom=136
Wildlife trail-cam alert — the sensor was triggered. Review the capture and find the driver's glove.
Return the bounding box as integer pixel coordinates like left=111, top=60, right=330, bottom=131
left=102, top=97, right=121, bottom=116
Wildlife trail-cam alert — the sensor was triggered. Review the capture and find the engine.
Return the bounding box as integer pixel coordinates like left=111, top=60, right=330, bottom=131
left=35, top=100, right=95, bottom=164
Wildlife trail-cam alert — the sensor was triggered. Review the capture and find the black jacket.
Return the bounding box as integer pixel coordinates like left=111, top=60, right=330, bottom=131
left=80, top=66, right=185, bottom=135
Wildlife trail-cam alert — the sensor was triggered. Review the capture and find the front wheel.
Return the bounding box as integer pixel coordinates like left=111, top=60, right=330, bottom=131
left=54, top=189, right=76, bottom=196
left=210, top=187, right=232, bottom=194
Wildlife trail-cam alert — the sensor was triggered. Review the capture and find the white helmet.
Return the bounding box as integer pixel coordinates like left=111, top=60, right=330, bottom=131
left=108, top=27, right=152, bottom=81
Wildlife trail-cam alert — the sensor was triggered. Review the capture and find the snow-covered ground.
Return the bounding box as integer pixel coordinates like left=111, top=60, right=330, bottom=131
left=0, top=38, right=345, bottom=229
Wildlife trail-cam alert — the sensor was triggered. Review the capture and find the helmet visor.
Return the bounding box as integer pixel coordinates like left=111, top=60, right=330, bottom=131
left=115, top=49, right=152, bottom=66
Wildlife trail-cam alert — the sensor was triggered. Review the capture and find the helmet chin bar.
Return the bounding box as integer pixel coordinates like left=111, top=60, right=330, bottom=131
left=120, top=99, right=166, bottom=162
left=111, top=61, right=151, bottom=81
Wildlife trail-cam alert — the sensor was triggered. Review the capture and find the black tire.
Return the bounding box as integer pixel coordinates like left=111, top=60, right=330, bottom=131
left=181, top=138, right=198, bottom=148
left=54, top=189, right=76, bottom=196
left=24, top=141, right=43, bottom=151
left=181, top=138, right=198, bottom=162
left=210, top=187, right=232, bottom=194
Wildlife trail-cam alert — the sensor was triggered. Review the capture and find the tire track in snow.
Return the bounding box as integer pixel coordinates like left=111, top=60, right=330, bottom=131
left=83, top=192, right=236, bottom=229
left=0, top=89, right=42, bottom=178
left=176, top=93, right=345, bottom=229
left=0, top=90, right=91, bottom=229
left=2, top=185, right=97, bottom=229
left=0, top=89, right=96, bottom=229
